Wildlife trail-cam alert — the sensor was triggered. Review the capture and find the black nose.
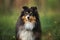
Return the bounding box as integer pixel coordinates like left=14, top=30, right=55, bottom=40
left=28, top=17, right=29, bottom=19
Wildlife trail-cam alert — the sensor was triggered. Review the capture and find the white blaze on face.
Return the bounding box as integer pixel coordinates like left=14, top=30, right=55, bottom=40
left=26, top=15, right=29, bottom=20
left=24, top=21, right=35, bottom=30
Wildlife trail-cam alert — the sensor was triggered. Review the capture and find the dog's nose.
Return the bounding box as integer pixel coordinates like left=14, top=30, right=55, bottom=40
left=26, top=15, right=30, bottom=20
left=28, top=17, right=29, bottom=19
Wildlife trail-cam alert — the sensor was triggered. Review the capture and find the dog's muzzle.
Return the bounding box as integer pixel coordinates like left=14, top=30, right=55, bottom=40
left=26, top=15, right=30, bottom=20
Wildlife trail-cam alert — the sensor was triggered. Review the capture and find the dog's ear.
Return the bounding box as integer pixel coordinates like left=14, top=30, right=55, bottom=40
left=31, top=7, right=37, bottom=11
left=23, top=6, right=28, bottom=10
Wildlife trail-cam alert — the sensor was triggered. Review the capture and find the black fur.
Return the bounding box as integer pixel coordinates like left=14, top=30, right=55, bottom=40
left=31, top=7, right=41, bottom=40
left=16, top=6, right=42, bottom=40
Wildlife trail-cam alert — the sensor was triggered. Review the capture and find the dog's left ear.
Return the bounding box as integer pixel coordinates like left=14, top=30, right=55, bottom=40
left=31, top=7, right=37, bottom=11
left=22, top=6, right=28, bottom=10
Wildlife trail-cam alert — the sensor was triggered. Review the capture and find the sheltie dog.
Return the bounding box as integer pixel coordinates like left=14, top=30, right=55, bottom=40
left=16, top=6, right=41, bottom=40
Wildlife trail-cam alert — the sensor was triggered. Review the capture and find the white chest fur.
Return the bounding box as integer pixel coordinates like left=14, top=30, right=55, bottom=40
left=19, top=30, right=35, bottom=40
left=24, top=21, right=35, bottom=30
left=18, top=21, right=35, bottom=40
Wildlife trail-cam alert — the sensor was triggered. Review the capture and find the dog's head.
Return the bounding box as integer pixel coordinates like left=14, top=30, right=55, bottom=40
left=20, top=6, right=38, bottom=24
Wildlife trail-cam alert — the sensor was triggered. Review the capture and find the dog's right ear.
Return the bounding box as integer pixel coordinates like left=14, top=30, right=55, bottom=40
left=23, top=6, right=28, bottom=10
left=31, top=7, right=37, bottom=11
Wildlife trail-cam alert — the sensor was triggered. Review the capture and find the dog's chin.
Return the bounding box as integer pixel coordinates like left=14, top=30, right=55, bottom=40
left=24, top=21, right=35, bottom=30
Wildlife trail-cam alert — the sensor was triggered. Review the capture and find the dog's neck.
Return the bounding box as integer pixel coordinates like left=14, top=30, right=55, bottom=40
left=24, top=21, right=35, bottom=30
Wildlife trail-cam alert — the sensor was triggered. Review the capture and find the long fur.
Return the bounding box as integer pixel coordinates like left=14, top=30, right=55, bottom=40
left=16, top=6, right=41, bottom=40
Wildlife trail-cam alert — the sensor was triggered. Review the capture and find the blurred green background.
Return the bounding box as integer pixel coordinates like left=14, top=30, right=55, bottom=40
left=0, top=0, right=60, bottom=40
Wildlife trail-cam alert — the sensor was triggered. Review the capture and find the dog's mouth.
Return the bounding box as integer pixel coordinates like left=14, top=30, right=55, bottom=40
left=22, top=15, right=36, bottom=23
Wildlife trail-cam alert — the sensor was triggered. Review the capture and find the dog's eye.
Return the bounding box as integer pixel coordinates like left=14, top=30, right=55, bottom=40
left=30, top=12, right=32, bottom=14
left=26, top=12, right=28, bottom=14
left=24, top=12, right=28, bottom=15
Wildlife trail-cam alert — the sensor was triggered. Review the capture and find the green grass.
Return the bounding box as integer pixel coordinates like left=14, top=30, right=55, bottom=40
left=0, top=12, right=19, bottom=40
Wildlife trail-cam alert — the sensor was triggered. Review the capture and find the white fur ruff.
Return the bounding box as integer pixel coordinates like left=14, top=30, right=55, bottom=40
left=24, top=21, right=35, bottom=30
left=19, top=30, right=35, bottom=40
left=18, top=21, right=35, bottom=40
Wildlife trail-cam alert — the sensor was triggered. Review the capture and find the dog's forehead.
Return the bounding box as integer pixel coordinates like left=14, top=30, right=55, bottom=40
left=23, top=8, right=32, bottom=13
